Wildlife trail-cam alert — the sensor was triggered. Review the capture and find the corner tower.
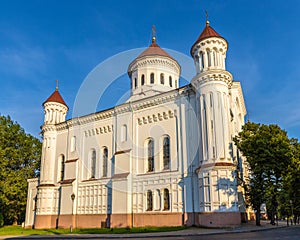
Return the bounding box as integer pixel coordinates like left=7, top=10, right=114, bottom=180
left=127, top=31, right=181, bottom=101
left=43, top=85, right=68, bottom=125
left=191, top=19, right=241, bottom=227
left=40, top=84, right=68, bottom=185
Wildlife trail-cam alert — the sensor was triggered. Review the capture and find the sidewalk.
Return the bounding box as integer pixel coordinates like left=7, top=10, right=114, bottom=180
left=2, top=220, right=292, bottom=239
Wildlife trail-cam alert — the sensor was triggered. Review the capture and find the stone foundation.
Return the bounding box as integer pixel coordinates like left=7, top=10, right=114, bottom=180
left=34, top=212, right=242, bottom=229
left=198, top=212, right=241, bottom=228
left=34, top=215, right=58, bottom=229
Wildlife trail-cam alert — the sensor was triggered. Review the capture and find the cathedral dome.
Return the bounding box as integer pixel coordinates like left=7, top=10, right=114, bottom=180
left=135, top=38, right=175, bottom=60
left=127, top=36, right=181, bottom=101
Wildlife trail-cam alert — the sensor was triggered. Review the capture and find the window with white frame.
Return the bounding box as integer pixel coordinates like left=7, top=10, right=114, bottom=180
left=147, top=190, right=153, bottom=211
left=59, top=154, right=65, bottom=181
left=150, top=73, right=155, bottom=84
left=102, top=147, right=108, bottom=177
left=163, top=136, right=170, bottom=170
left=160, top=73, right=164, bottom=84
left=89, top=149, right=96, bottom=179
left=147, top=139, right=154, bottom=172
left=163, top=188, right=170, bottom=210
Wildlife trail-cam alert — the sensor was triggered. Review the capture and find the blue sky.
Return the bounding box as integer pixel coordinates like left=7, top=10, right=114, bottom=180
left=1, top=0, right=300, bottom=139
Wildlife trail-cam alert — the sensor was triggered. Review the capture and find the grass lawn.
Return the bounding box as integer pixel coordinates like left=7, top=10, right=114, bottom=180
left=0, top=225, right=186, bottom=236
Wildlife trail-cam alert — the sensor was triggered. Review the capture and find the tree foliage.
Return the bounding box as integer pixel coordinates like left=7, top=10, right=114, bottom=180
left=234, top=122, right=293, bottom=226
left=0, top=115, right=41, bottom=225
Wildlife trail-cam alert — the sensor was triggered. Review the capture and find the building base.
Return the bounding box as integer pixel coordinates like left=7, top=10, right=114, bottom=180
left=34, top=212, right=242, bottom=229
left=198, top=212, right=241, bottom=228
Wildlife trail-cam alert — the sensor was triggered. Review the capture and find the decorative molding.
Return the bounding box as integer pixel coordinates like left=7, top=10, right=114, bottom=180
left=60, top=178, right=76, bottom=184
left=137, top=110, right=175, bottom=126
left=84, top=125, right=113, bottom=138
left=38, top=183, right=55, bottom=187
left=192, top=71, right=233, bottom=88
left=112, top=172, right=130, bottom=179
left=65, top=158, right=78, bottom=163
left=43, top=84, right=194, bottom=133
left=128, top=55, right=181, bottom=76
left=115, top=149, right=131, bottom=155
left=195, top=162, right=235, bottom=173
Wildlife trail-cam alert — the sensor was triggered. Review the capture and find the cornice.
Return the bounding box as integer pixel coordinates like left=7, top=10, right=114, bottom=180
left=128, top=55, right=181, bottom=75
left=192, top=70, right=233, bottom=88
left=43, top=85, right=194, bottom=133
left=191, top=37, right=228, bottom=57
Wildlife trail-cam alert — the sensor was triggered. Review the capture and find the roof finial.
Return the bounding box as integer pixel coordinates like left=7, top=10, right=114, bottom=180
left=152, top=25, right=156, bottom=43
left=205, top=10, right=210, bottom=26
left=55, top=79, right=59, bottom=91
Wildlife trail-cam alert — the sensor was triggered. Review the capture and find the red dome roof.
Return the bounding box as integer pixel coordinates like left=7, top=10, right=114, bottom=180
left=191, top=21, right=226, bottom=55
left=43, top=89, right=68, bottom=108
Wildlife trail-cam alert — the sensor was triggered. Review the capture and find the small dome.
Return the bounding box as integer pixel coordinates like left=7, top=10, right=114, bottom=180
left=190, top=21, right=226, bottom=55
left=43, top=89, right=68, bottom=108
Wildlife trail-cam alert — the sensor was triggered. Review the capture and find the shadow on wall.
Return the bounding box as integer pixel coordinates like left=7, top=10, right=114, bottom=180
left=215, top=176, right=238, bottom=212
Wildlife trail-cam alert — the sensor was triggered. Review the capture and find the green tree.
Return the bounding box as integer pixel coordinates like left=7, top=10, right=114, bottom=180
left=281, top=138, right=300, bottom=224
left=234, top=122, right=292, bottom=226
left=0, top=115, right=41, bottom=225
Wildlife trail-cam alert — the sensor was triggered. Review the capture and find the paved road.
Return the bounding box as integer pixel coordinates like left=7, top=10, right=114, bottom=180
left=127, top=226, right=300, bottom=240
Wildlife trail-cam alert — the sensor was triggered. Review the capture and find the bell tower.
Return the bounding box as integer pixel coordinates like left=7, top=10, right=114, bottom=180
left=191, top=16, right=240, bottom=227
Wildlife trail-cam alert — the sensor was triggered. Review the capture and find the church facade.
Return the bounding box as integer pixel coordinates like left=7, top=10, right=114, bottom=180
left=25, top=19, right=248, bottom=229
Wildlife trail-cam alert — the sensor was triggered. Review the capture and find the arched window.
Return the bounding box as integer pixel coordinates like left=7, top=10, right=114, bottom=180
left=163, top=136, right=170, bottom=170
left=213, top=50, right=218, bottom=66
left=59, top=155, right=65, bottom=181
left=163, top=189, right=170, bottom=210
left=200, top=52, right=205, bottom=70
left=121, top=124, right=127, bottom=142
left=207, top=50, right=211, bottom=67
left=147, top=139, right=154, bottom=172
left=70, top=136, right=76, bottom=152
left=102, top=147, right=108, bottom=177
left=169, top=76, right=172, bottom=87
left=150, top=73, right=155, bottom=84
left=134, top=78, right=137, bottom=88
left=160, top=73, right=164, bottom=84
left=141, top=74, right=145, bottom=85
left=90, top=149, right=96, bottom=179
left=147, top=190, right=153, bottom=211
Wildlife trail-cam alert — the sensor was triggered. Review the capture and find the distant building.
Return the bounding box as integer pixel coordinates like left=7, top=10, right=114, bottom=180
left=25, top=19, right=248, bottom=229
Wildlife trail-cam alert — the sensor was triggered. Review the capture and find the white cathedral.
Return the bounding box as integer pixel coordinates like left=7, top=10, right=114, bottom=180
left=25, top=19, right=248, bottom=229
